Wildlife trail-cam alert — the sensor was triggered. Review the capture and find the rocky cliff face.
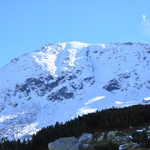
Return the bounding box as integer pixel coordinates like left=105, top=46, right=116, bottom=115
left=0, top=42, right=150, bottom=140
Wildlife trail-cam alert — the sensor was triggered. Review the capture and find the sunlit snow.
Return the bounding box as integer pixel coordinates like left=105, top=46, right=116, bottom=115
left=85, top=96, right=105, bottom=105
left=0, top=41, right=150, bottom=140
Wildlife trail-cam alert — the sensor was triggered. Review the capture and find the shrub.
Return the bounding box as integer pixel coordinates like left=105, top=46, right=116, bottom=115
left=145, top=138, right=150, bottom=148
left=94, top=140, right=119, bottom=150
left=131, top=130, right=150, bottom=148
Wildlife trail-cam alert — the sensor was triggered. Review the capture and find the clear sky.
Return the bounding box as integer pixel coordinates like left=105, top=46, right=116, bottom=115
left=0, top=0, right=150, bottom=68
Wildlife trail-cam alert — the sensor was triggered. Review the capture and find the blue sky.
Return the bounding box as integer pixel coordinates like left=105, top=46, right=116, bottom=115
left=0, top=0, right=150, bottom=68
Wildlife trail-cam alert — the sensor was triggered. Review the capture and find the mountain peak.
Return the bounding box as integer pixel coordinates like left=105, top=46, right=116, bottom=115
left=0, top=42, right=150, bottom=140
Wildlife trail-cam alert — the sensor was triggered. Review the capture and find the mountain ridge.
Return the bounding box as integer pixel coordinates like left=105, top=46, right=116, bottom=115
left=0, top=41, right=150, bottom=140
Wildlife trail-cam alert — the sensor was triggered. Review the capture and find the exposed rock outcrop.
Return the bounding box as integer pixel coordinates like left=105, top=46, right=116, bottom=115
left=48, top=133, right=94, bottom=150
left=103, top=79, right=121, bottom=91
left=48, top=127, right=150, bottom=150
left=79, top=133, right=93, bottom=149
left=48, top=137, right=79, bottom=150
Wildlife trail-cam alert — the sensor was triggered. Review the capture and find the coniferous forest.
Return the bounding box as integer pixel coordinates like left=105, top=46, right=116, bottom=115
left=1, top=104, right=150, bottom=150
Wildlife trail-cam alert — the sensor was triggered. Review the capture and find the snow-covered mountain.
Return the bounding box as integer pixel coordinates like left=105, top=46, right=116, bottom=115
left=0, top=42, right=150, bottom=140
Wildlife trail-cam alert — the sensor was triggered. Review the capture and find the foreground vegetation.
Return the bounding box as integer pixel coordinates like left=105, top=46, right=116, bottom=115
left=1, top=104, right=150, bottom=150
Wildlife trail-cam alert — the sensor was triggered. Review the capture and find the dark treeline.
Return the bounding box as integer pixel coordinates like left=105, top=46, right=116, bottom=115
left=1, top=104, right=150, bottom=150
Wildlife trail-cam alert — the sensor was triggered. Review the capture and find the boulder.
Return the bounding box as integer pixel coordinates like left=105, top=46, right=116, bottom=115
left=97, top=132, right=105, bottom=141
left=48, top=136, right=79, bottom=150
left=79, top=133, right=93, bottom=146
left=107, top=131, right=118, bottom=140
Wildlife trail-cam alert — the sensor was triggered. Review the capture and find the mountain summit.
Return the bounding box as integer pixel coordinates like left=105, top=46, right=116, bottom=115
left=0, top=42, right=150, bottom=140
